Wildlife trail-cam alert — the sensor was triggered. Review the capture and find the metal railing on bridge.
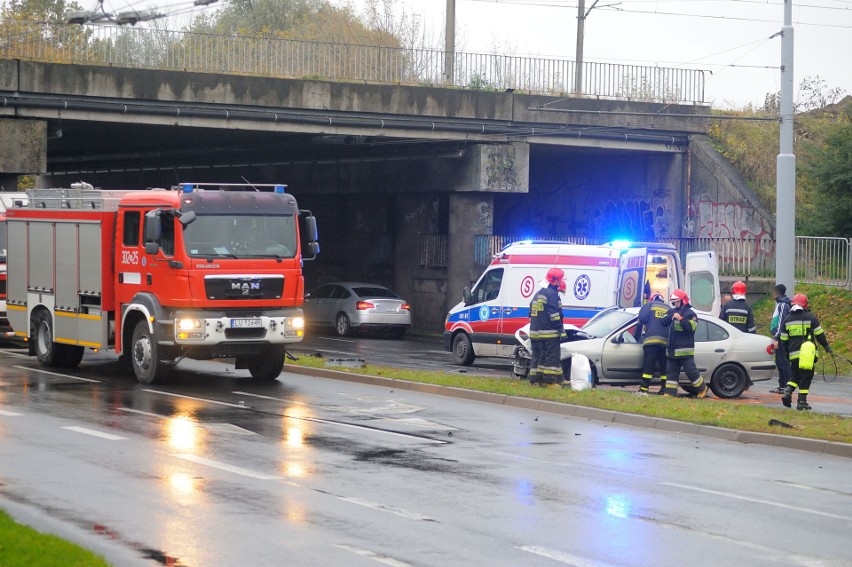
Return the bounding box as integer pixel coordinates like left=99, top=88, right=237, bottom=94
left=0, top=21, right=706, bottom=103
left=420, top=234, right=852, bottom=287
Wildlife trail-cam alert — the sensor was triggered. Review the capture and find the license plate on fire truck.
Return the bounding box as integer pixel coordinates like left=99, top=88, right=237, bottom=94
left=231, top=318, right=263, bottom=328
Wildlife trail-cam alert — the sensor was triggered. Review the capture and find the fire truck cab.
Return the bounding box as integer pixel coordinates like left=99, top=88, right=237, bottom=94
left=5, top=182, right=318, bottom=383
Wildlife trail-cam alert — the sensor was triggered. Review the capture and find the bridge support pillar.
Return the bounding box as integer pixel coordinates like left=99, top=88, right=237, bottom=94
left=0, top=119, right=46, bottom=190
left=447, top=193, right=494, bottom=308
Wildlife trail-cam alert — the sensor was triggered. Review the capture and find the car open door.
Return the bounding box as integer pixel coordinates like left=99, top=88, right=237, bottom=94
left=617, top=248, right=647, bottom=308
left=685, top=250, right=720, bottom=315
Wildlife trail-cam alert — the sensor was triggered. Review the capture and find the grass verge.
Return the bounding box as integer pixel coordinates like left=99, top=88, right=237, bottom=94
left=291, top=355, right=852, bottom=444
left=0, top=510, right=110, bottom=567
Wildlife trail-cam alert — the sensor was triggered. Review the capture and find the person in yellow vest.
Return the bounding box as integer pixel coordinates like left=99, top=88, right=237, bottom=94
left=779, top=293, right=832, bottom=411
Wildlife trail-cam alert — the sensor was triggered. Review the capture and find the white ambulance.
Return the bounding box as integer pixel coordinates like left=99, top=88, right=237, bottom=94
left=443, top=240, right=719, bottom=365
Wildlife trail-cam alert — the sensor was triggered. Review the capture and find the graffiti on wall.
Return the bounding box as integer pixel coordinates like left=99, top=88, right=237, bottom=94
left=695, top=199, right=775, bottom=268
left=592, top=198, right=668, bottom=239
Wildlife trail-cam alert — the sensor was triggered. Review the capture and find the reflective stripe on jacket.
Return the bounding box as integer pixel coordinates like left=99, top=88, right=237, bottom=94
left=529, top=285, right=563, bottom=339
left=780, top=308, right=829, bottom=360
left=662, top=304, right=698, bottom=358
left=635, top=299, right=669, bottom=346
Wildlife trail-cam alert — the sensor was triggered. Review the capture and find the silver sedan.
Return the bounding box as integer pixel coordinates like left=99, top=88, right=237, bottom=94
left=514, top=307, right=776, bottom=398
left=304, top=282, right=412, bottom=338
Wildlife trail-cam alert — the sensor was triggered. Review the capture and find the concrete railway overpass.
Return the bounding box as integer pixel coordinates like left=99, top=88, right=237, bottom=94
left=0, top=56, right=772, bottom=330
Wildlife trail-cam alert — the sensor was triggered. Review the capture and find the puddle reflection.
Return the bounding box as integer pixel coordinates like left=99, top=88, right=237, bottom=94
left=281, top=406, right=313, bottom=478
left=164, top=414, right=204, bottom=453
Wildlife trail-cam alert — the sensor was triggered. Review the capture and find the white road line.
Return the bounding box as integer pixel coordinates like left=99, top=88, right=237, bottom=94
left=62, top=426, right=125, bottom=441
left=118, top=407, right=167, bottom=419
left=517, top=546, right=616, bottom=567
left=231, top=391, right=308, bottom=405
left=142, top=389, right=249, bottom=409
left=338, top=497, right=435, bottom=522
left=662, top=482, right=852, bottom=522
left=333, top=544, right=415, bottom=567
left=1, top=351, right=29, bottom=358
left=173, top=454, right=278, bottom=480
left=13, top=366, right=100, bottom=383
left=318, top=337, right=356, bottom=343
left=0, top=409, right=23, bottom=417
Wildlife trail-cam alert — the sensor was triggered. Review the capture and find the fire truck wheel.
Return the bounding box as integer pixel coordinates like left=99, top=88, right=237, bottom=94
left=452, top=332, right=476, bottom=366
left=131, top=320, right=171, bottom=384
left=248, top=345, right=285, bottom=381
left=335, top=313, right=351, bottom=337
left=58, top=345, right=84, bottom=368
left=32, top=310, right=59, bottom=367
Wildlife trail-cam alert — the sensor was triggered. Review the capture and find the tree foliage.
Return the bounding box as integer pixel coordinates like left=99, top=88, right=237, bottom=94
left=708, top=77, right=850, bottom=236
left=805, top=120, right=852, bottom=236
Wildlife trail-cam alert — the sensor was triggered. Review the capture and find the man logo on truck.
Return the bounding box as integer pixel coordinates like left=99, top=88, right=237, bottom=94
left=232, top=282, right=261, bottom=295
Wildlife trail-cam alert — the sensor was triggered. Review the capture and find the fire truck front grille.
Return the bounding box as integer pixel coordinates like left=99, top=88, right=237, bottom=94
left=205, top=277, right=284, bottom=300
left=224, top=328, right=267, bottom=340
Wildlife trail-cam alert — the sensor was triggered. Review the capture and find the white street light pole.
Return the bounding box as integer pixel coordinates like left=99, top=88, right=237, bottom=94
left=445, top=0, right=456, bottom=84
left=574, top=0, right=600, bottom=94
left=776, top=0, right=795, bottom=292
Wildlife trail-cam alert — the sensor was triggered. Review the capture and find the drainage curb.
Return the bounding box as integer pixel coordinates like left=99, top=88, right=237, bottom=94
left=287, top=365, right=852, bottom=459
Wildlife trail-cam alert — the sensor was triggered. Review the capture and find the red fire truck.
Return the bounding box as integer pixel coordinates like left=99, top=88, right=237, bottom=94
left=5, top=182, right=318, bottom=383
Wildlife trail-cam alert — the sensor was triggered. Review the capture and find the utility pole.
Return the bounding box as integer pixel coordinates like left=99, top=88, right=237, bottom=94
left=574, top=0, right=600, bottom=95
left=776, top=0, right=795, bottom=292
left=445, top=0, right=456, bottom=85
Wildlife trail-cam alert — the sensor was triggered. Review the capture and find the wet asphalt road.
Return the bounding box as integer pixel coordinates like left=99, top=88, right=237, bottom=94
left=2, top=347, right=852, bottom=566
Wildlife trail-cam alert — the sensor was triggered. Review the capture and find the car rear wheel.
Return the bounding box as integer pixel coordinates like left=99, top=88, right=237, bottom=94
left=710, top=363, right=748, bottom=399
left=452, top=332, right=475, bottom=366
left=335, top=313, right=351, bottom=337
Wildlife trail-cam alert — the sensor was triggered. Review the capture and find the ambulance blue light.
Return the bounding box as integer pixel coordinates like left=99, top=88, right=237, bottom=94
left=275, top=184, right=287, bottom=194
left=181, top=183, right=194, bottom=193
left=611, top=240, right=632, bottom=249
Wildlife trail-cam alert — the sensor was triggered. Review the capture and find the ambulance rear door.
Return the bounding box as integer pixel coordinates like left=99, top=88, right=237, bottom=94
left=685, top=250, right=720, bottom=315
left=617, top=248, right=647, bottom=308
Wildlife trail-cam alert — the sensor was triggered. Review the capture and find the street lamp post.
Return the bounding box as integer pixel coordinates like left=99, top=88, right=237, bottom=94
left=776, top=0, right=795, bottom=292
left=445, top=0, right=456, bottom=84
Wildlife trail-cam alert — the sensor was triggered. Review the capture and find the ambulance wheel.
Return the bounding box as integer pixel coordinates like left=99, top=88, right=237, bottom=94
left=335, top=313, right=351, bottom=337
left=57, top=345, right=84, bottom=368
left=248, top=345, right=285, bottom=381
left=32, top=310, right=59, bottom=367
left=710, top=363, right=748, bottom=399
left=452, top=333, right=475, bottom=366
left=131, top=320, right=171, bottom=384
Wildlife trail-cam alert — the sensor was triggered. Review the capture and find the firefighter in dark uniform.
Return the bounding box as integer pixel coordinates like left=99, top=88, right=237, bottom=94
left=780, top=293, right=832, bottom=411
left=719, top=280, right=757, bottom=333
left=529, top=267, right=566, bottom=390
left=661, top=289, right=708, bottom=398
left=633, top=292, right=669, bottom=395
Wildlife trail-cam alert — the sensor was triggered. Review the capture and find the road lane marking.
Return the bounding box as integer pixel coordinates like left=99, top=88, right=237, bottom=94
left=517, top=546, right=616, bottom=567
left=118, top=407, right=167, bottom=419
left=772, top=480, right=852, bottom=498
left=332, top=544, right=414, bottom=567
left=317, top=337, right=356, bottom=343
left=0, top=409, right=22, bottom=416
left=662, top=482, right=852, bottom=522
left=62, top=426, right=125, bottom=440
left=231, top=391, right=308, bottom=405
left=338, top=497, right=435, bottom=522
left=142, top=389, right=249, bottom=409
left=13, top=366, right=100, bottom=383
left=174, top=454, right=278, bottom=480
left=1, top=351, right=29, bottom=359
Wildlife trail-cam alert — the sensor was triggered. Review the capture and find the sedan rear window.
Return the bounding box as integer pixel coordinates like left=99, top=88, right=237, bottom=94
left=352, top=287, right=398, bottom=298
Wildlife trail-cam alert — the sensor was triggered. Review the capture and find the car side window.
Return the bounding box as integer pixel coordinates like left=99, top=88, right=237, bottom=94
left=311, top=286, right=332, bottom=299
left=472, top=268, right=504, bottom=304
left=328, top=286, right=344, bottom=299
left=693, top=319, right=709, bottom=342
left=705, top=321, right=729, bottom=342
left=340, top=288, right=352, bottom=299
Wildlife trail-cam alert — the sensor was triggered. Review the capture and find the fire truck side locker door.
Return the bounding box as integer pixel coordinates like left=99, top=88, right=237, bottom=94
left=617, top=248, right=647, bottom=308
left=685, top=251, right=720, bottom=315
left=5, top=219, right=28, bottom=334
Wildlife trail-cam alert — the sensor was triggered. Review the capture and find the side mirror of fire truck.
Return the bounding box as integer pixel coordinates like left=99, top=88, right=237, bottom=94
left=300, top=212, right=320, bottom=261
left=177, top=210, right=196, bottom=226
left=463, top=286, right=473, bottom=305
left=144, top=210, right=162, bottom=254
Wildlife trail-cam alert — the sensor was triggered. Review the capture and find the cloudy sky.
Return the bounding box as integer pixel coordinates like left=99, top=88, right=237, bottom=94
left=347, top=0, right=850, bottom=108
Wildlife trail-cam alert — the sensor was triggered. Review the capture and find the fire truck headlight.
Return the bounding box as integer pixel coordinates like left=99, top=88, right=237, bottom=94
left=178, top=318, right=201, bottom=331
left=290, top=317, right=305, bottom=330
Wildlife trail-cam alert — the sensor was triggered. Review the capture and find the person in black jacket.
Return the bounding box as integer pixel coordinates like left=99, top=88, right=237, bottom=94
left=780, top=293, right=832, bottom=410
left=769, top=284, right=793, bottom=393
left=661, top=289, right=708, bottom=398
left=719, top=280, right=756, bottom=333
left=634, top=292, right=669, bottom=395
left=529, top=267, right=566, bottom=389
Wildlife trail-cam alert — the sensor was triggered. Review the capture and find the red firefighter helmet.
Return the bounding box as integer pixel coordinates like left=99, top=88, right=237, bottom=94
left=558, top=279, right=567, bottom=294
left=670, top=289, right=689, bottom=304
left=792, top=293, right=809, bottom=308
left=731, top=281, right=747, bottom=295
left=546, top=267, right=565, bottom=286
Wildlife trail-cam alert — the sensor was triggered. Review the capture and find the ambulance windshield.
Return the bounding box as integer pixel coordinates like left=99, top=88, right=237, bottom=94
left=182, top=213, right=298, bottom=259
